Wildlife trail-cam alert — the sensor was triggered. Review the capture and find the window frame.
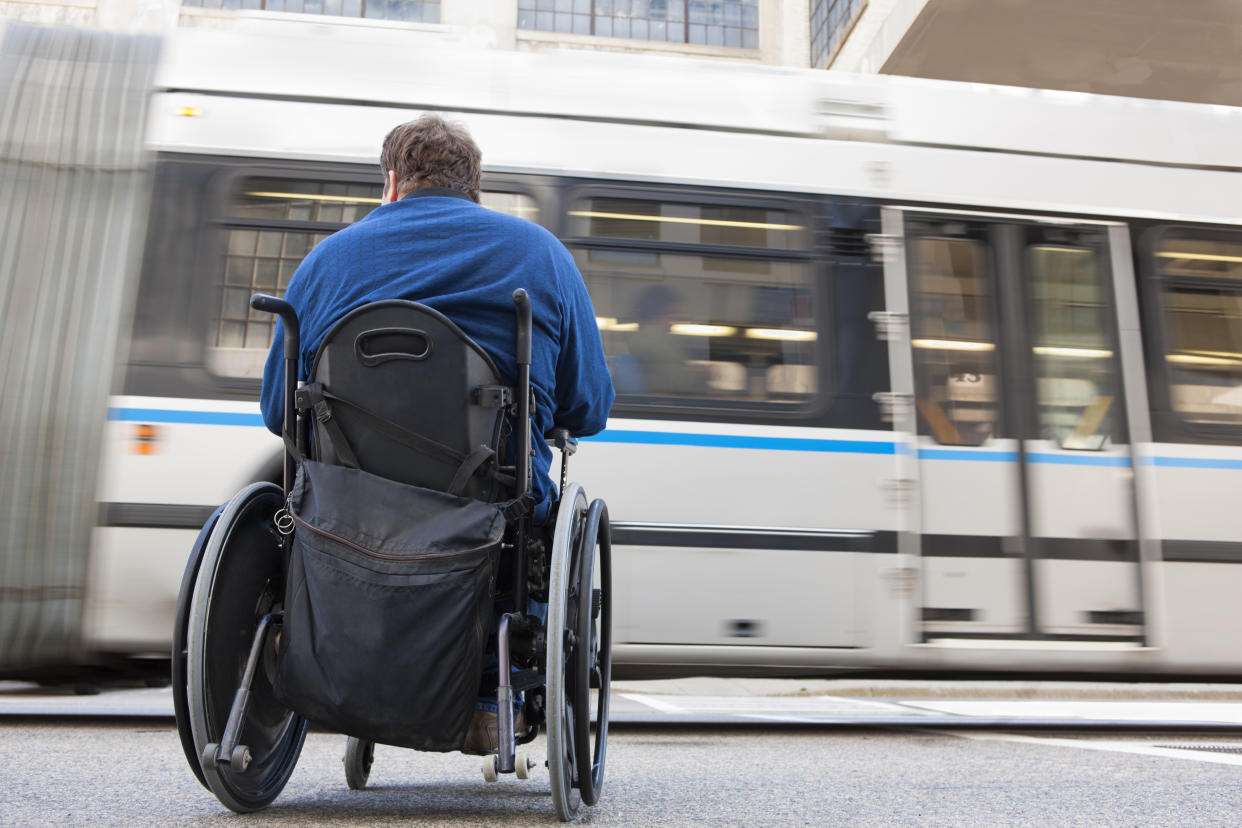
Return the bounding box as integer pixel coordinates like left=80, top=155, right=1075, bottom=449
left=1142, top=223, right=1242, bottom=443
left=560, top=181, right=828, bottom=421
left=179, top=0, right=441, bottom=23
left=810, top=0, right=868, bottom=69
left=516, top=0, right=761, bottom=50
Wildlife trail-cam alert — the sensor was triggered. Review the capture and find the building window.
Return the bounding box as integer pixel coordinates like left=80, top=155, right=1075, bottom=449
left=518, top=1, right=759, bottom=49
left=180, top=0, right=441, bottom=23
left=810, top=0, right=864, bottom=68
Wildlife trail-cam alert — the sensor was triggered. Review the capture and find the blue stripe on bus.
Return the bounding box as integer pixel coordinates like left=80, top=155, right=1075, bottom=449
left=105, top=407, right=1242, bottom=470
left=1026, top=452, right=1132, bottom=467
left=1141, top=456, right=1242, bottom=470
left=583, top=430, right=896, bottom=454
left=918, top=448, right=1018, bottom=462
left=108, top=408, right=267, bottom=427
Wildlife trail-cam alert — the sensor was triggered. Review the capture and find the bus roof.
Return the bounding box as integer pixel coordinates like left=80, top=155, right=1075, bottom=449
left=157, top=20, right=1242, bottom=172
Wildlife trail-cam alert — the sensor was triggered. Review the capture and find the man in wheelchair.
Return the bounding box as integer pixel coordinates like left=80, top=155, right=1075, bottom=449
left=260, top=114, right=613, bottom=747
left=174, top=115, right=615, bottom=821
left=260, top=114, right=614, bottom=524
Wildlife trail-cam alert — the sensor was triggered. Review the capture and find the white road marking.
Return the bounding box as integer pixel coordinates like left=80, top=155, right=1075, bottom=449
left=905, top=699, right=1242, bottom=725
left=618, top=694, right=926, bottom=717
left=943, top=730, right=1242, bottom=767
left=619, top=693, right=684, bottom=714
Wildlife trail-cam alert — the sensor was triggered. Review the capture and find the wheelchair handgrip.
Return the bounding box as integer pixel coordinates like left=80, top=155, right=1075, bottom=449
left=251, top=294, right=300, bottom=361
left=512, top=289, right=532, bottom=367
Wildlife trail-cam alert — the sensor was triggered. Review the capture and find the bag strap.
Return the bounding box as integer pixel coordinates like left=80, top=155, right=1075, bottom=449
left=297, top=384, right=362, bottom=469
left=296, top=382, right=513, bottom=494
left=447, top=445, right=497, bottom=497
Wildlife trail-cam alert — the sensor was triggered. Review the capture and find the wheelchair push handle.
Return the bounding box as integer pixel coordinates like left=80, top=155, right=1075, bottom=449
left=512, top=289, right=532, bottom=367
left=250, top=293, right=302, bottom=496
left=250, top=294, right=300, bottom=361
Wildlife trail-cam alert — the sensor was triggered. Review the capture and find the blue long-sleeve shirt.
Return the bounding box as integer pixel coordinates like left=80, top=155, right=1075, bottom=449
left=260, top=188, right=614, bottom=517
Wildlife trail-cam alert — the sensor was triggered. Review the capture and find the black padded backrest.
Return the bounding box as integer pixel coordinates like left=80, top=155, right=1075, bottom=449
left=307, top=300, right=508, bottom=499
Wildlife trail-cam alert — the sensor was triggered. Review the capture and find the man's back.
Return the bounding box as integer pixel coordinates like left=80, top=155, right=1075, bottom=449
left=260, top=188, right=614, bottom=516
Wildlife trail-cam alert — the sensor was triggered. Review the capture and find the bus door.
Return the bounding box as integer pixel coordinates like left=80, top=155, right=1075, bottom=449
left=878, top=207, right=1147, bottom=643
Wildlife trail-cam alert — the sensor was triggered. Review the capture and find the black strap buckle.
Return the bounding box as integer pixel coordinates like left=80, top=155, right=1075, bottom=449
left=472, top=385, right=513, bottom=409
left=503, top=495, right=534, bottom=522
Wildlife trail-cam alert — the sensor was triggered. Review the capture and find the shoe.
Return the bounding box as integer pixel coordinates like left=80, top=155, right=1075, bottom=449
left=462, top=707, right=527, bottom=755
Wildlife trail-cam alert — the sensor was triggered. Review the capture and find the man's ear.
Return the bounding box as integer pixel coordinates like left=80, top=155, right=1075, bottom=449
left=381, top=169, right=399, bottom=204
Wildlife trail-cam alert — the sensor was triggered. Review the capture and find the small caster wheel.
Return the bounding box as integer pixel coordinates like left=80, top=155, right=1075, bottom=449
left=515, top=751, right=534, bottom=780
left=481, top=754, right=499, bottom=783
left=229, top=745, right=252, bottom=772
left=343, top=737, right=374, bottom=790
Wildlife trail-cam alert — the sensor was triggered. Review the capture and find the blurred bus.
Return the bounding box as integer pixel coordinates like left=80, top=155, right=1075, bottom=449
left=2, top=18, right=1241, bottom=681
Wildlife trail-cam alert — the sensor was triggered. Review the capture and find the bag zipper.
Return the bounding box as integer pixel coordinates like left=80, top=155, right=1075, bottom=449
left=289, top=509, right=495, bottom=562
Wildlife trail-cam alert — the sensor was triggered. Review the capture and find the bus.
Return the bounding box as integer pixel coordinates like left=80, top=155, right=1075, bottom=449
left=2, top=17, right=1241, bottom=680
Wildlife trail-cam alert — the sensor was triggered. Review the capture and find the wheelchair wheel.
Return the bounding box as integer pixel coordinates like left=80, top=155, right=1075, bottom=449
left=572, top=498, right=611, bottom=806
left=185, top=482, right=307, bottom=813
left=173, top=504, right=223, bottom=791
left=546, top=484, right=612, bottom=821
left=343, top=737, right=375, bottom=790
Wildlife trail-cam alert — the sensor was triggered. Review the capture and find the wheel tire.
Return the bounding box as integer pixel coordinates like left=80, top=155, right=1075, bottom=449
left=515, top=750, right=531, bottom=780
left=571, top=499, right=611, bottom=807
left=481, top=753, right=500, bottom=783
left=186, top=483, right=307, bottom=813
left=173, top=504, right=223, bottom=791
left=547, top=483, right=587, bottom=822
left=343, top=737, right=375, bottom=790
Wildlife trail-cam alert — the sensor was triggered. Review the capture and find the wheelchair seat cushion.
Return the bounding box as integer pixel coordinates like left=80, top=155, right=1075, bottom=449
left=274, top=459, right=502, bottom=752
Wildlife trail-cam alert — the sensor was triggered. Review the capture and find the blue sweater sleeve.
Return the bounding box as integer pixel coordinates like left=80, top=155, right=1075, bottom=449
left=553, top=253, right=615, bottom=437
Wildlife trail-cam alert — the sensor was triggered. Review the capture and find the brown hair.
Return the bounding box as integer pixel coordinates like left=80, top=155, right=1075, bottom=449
left=379, top=114, right=482, bottom=203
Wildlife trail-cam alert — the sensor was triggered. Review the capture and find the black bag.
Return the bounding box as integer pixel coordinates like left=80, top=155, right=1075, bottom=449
left=273, top=459, right=503, bottom=751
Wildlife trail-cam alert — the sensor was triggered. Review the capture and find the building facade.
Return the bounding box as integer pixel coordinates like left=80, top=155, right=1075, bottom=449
left=0, top=0, right=811, bottom=67
left=2, top=1, right=1237, bottom=104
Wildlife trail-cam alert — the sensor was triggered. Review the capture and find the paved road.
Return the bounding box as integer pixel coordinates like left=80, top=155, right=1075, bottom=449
left=3, top=718, right=1242, bottom=826
left=5, top=679, right=1242, bottom=825
left=6, top=677, right=1242, bottom=727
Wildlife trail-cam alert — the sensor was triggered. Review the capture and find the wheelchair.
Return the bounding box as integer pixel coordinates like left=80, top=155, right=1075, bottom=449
left=172, top=290, right=612, bottom=822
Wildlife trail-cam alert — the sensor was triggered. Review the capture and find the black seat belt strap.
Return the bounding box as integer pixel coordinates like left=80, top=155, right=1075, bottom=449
left=447, top=445, right=497, bottom=496
left=316, top=387, right=465, bottom=468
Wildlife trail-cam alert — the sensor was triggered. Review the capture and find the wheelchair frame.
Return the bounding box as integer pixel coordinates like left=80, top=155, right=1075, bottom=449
left=172, top=290, right=612, bottom=822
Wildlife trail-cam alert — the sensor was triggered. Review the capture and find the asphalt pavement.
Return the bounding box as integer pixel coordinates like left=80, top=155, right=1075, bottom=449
left=5, top=677, right=1242, bottom=729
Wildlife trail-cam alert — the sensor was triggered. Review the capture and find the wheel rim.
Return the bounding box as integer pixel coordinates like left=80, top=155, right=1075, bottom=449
left=571, top=499, right=611, bottom=806
left=187, top=483, right=307, bottom=813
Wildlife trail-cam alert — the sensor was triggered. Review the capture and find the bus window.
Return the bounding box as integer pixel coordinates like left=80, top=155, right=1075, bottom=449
left=1027, top=244, right=1117, bottom=449
left=208, top=178, right=380, bottom=379
left=569, top=198, right=806, bottom=249
left=1157, top=234, right=1242, bottom=425
left=206, top=177, right=536, bottom=379
left=907, top=237, right=999, bottom=446
left=569, top=193, right=815, bottom=406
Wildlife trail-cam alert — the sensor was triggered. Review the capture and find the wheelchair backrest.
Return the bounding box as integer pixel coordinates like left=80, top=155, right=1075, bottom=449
left=304, top=300, right=510, bottom=500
